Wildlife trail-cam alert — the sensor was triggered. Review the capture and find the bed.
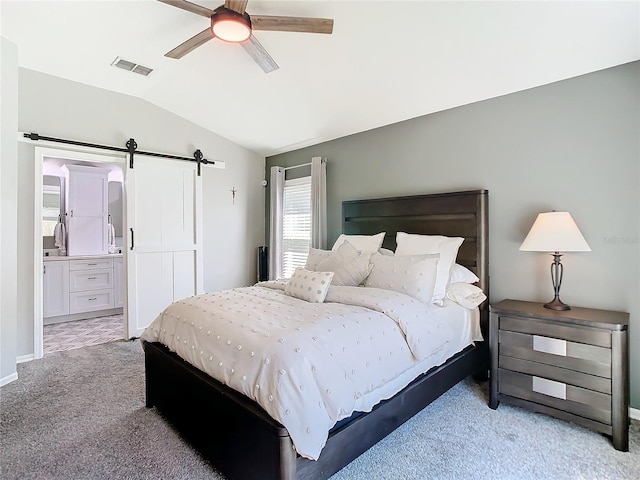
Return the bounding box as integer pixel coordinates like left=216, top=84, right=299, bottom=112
left=142, top=189, right=489, bottom=480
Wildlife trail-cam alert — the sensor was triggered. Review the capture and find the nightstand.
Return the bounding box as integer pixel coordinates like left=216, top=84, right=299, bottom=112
left=489, top=299, right=629, bottom=451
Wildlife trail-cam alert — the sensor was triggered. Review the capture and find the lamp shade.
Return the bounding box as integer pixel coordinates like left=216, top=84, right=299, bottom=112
left=519, top=211, right=591, bottom=252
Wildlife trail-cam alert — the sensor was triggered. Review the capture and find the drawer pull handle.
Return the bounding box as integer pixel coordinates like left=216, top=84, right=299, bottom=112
left=87, top=263, right=98, bottom=266
left=88, top=297, right=97, bottom=301
left=532, top=376, right=566, bottom=400
left=533, top=335, right=567, bottom=356
left=87, top=276, right=97, bottom=280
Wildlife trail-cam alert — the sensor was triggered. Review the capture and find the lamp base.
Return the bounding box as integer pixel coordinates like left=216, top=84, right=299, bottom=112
left=544, top=298, right=571, bottom=311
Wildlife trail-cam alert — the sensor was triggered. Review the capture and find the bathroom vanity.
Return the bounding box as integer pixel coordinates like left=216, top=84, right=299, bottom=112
left=43, top=254, right=124, bottom=325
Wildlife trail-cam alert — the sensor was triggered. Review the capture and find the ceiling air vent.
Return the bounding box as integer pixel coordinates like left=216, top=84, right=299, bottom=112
left=111, top=57, right=153, bottom=76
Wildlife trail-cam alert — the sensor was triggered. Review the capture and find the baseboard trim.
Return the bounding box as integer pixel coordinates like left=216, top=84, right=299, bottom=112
left=630, top=407, right=640, bottom=421
left=17, top=354, right=34, bottom=364
left=0, top=372, right=18, bottom=387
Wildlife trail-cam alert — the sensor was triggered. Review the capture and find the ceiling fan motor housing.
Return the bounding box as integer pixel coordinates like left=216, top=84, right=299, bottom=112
left=211, top=6, right=252, bottom=43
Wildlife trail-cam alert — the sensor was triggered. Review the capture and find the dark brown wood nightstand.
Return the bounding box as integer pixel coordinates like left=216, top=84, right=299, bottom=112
left=489, top=299, right=630, bottom=451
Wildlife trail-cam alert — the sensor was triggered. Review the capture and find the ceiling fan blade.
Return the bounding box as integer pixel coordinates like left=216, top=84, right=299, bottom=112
left=241, top=35, right=279, bottom=73
left=165, top=28, right=215, bottom=59
left=224, top=0, right=248, bottom=14
left=157, top=0, right=214, bottom=18
left=251, top=15, right=334, bottom=34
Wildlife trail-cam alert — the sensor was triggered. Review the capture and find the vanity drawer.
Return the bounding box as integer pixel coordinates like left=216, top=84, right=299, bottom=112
left=69, top=289, right=114, bottom=313
left=69, top=269, right=113, bottom=292
left=69, top=258, right=113, bottom=271
left=498, top=369, right=612, bottom=425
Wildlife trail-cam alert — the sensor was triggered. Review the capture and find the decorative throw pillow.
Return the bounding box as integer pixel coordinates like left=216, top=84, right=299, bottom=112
left=364, top=253, right=439, bottom=303
left=395, top=232, right=464, bottom=305
left=284, top=268, right=334, bottom=303
left=450, top=263, right=480, bottom=284
left=316, top=241, right=359, bottom=271
left=313, top=241, right=372, bottom=286
left=305, top=247, right=333, bottom=271
left=330, top=252, right=373, bottom=286
left=331, top=232, right=385, bottom=253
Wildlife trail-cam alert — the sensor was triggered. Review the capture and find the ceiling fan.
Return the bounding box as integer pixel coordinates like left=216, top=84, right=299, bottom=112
left=158, top=0, right=334, bottom=73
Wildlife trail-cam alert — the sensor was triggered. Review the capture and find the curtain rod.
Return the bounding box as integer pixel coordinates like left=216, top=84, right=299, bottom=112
left=283, top=162, right=311, bottom=171
left=282, top=157, right=326, bottom=171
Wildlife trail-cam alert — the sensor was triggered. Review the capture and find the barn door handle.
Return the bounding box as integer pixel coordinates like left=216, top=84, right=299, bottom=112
left=130, top=228, right=134, bottom=250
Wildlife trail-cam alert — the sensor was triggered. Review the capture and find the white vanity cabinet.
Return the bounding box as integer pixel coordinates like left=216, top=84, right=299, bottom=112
left=43, top=255, right=123, bottom=324
left=69, top=258, right=114, bottom=314
left=62, top=164, right=109, bottom=256
left=43, top=260, right=70, bottom=318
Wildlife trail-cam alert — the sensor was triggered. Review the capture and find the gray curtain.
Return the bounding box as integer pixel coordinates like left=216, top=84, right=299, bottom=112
left=268, top=166, right=285, bottom=280
left=310, top=157, right=327, bottom=249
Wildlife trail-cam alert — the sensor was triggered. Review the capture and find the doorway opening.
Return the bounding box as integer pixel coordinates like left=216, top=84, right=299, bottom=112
left=34, top=146, right=128, bottom=359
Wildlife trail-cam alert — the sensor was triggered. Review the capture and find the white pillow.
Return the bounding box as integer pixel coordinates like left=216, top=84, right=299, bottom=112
left=395, top=232, right=464, bottom=305
left=364, top=253, right=439, bottom=303
left=379, top=248, right=395, bottom=256
left=284, top=268, right=334, bottom=303
left=446, top=282, right=487, bottom=309
left=331, top=232, right=385, bottom=253
left=314, top=241, right=372, bottom=286
left=450, top=263, right=479, bottom=284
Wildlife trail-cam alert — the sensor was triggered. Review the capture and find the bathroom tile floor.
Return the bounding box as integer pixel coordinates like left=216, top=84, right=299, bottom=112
left=43, top=314, right=124, bottom=355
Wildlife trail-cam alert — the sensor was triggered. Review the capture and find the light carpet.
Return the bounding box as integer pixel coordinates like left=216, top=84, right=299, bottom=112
left=1, top=339, right=638, bottom=480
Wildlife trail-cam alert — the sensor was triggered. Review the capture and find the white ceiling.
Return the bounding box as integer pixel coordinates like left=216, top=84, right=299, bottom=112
left=2, top=1, right=639, bottom=157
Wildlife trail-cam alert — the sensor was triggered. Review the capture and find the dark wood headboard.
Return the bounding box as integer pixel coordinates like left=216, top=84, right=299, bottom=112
left=342, top=190, right=489, bottom=321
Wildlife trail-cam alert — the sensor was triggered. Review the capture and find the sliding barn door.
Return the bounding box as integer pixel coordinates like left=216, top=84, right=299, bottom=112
left=126, top=156, right=203, bottom=338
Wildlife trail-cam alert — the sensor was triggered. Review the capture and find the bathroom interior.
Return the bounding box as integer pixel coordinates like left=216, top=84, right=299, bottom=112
left=42, top=158, right=125, bottom=354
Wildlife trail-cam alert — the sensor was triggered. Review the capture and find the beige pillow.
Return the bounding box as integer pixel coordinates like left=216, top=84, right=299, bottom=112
left=314, top=241, right=372, bottom=286
left=395, top=232, right=464, bottom=305
left=305, top=247, right=333, bottom=271
left=284, top=268, right=334, bottom=303
left=364, top=253, right=439, bottom=303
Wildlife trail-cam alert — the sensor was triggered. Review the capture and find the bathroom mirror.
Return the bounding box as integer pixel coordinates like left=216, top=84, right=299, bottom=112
left=43, top=176, right=61, bottom=233
left=42, top=175, right=64, bottom=247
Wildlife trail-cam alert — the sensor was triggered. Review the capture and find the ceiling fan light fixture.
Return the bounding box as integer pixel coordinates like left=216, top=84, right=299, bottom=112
left=211, top=8, right=251, bottom=43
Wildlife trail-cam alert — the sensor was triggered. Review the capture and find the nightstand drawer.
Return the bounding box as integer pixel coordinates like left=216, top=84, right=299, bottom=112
left=498, top=369, right=611, bottom=425
left=499, top=356, right=611, bottom=394
left=499, top=330, right=611, bottom=378
left=500, top=316, right=611, bottom=348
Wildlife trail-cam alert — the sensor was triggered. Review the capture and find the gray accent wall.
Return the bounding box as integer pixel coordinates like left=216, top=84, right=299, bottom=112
left=267, top=62, right=640, bottom=408
left=13, top=69, right=265, bottom=360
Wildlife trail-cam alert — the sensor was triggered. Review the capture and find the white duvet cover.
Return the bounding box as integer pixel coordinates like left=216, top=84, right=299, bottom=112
left=141, top=282, right=477, bottom=460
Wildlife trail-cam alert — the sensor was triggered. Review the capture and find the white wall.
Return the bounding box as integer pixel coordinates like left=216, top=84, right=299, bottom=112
left=15, top=68, right=265, bottom=358
left=1, top=37, right=19, bottom=385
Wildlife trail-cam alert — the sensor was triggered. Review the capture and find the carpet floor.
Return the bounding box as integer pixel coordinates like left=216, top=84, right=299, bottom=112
left=1, top=339, right=638, bottom=480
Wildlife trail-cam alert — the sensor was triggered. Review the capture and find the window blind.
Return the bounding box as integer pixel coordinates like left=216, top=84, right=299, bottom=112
left=282, top=177, right=311, bottom=278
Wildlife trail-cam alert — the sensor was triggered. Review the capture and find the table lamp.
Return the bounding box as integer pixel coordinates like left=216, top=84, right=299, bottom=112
left=519, top=211, right=591, bottom=310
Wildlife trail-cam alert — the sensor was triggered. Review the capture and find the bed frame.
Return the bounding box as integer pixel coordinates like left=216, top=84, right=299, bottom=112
left=143, top=189, right=489, bottom=480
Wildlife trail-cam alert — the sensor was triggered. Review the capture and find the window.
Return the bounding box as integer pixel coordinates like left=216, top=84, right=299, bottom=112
left=282, top=176, right=311, bottom=278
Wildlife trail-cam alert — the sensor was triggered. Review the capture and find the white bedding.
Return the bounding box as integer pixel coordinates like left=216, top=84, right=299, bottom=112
left=141, top=282, right=481, bottom=460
